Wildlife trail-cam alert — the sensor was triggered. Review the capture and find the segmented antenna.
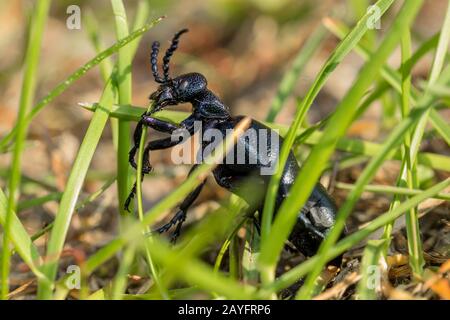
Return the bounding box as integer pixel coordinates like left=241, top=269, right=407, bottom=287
left=162, top=28, right=189, bottom=81
left=151, top=41, right=165, bottom=83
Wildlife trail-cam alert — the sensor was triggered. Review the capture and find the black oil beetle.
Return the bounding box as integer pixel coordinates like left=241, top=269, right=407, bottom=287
left=126, top=29, right=343, bottom=260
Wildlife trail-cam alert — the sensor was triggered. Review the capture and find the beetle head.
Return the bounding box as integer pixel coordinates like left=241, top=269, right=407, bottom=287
left=149, top=72, right=207, bottom=111
left=149, top=29, right=208, bottom=112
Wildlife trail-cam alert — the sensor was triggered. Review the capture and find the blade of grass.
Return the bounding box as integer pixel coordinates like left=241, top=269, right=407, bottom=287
left=147, top=195, right=248, bottom=298
left=265, top=26, right=327, bottom=122
left=134, top=103, right=168, bottom=299
left=0, top=188, right=50, bottom=285
left=143, top=235, right=258, bottom=299
left=259, top=0, right=395, bottom=285
left=18, top=176, right=115, bottom=212
left=296, top=62, right=450, bottom=299
left=119, top=203, right=255, bottom=298
left=1, top=0, right=51, bottom=300
left=85, top=1, right=151, bottom=151
left=324, top=21, right=448, bottom=263
left=17, top=192, right=63, bottom=211
left=84, top=9, right=118, bottom=150
left=242, top=220, right=260, bottom=285
left=84, top=11, right=114, bottom=83
left=391, top=1, right=450, bottom=278
left=229, top=233, right=240, bottom=279
left=325, top=19, right=450, bottom=146
left=111, top=241, right=136, bottom=299
left=395, top=28, right=423, bottom=277
left=82, top=118, right=253, bottom=280
left=355, top=239, right=387, bottom=300
left=335, top=182, right=450, bottom=201
left=427, top=83, right=450, bottom=97
left=263, top=178, right=450, bottom=294
left=296, top=80, right=390, bottom=146
left=429, top=108, right=450, bottom=146
left=82, top=104, right=450, bottom=172
left=37, top=76, right=117, bottom=299
left=111, top=0, right=133, bottom=218
left=259, top=0, right=423, bottom=288
left=213, top=200, right=249, bottom=274
left=381, top=27, right=421, bottom=277
left=27, top=176, right=116, bottom=242
left=0, top=168, right=58, bottom=192
left=0, top=16, right=164, bottom=153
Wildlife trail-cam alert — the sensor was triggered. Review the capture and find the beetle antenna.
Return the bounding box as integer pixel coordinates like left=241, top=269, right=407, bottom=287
left=151, top=41, right=165, bottom=83
left=163, top=28, right=189, bottom=81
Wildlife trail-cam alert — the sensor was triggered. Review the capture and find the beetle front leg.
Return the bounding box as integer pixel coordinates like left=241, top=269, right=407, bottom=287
left=125, top=137, right=183, bottom=212
left=129, top=115, right=181, bottom=171
left=126, top=114, right=197, bottom=212
left=129, top=114, right=196, bottom=172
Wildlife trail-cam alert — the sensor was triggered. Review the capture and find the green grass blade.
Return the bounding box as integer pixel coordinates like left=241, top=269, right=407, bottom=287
left=81, top=118, right=253, bottom=280
left=17, top=192, right=62, bottom=212
left=1, top=0, right=51, bottom=300
left=297, top=63, right=450, bottom=299
left=213, top=199, right=248, bottom=274
left=429, top=108, right=450, bottom=146
left=145, top=237, right=257, bottom=299
left=403, top=1, right=450, bottom=277
left=0, top=189, right=50, bottom=285
left=84, top=11, right=114, bottom=83
left=84, top=9, right=119, bottom=150
left=335, top=182, right=450, bottom=201
left=259, top=0, right=423, bottom=290
left=355, top=239, right=387, bottom=300
left=82, top=104, right=450, bottom=172
left=265, top=26, right=327, bottom=122
left=18, top=176, right=115, bottom=213
left=134, top=103, right=168, bottom=299
left=326, top=19, right=450, bottom=147
left=26, top=176, right=116, bottom=242
left=261, top=1, right=395, bottom=273
left=397, top=28, right=423, bottom=277
left=111, top=242, right=136, bottom=299
left=37, top=76, right=117, bottom=299
left=0, top=16, right=163, bottom=153
left=264, top=178, right=450, bottom=294
left=111, top=0, right=133, bottom=218
left=259, top=0, right=395, bottom=285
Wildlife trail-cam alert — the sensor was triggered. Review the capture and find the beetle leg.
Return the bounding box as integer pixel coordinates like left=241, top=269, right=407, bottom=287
left=129, top=115, right=180, bottom=170
left=125, top=137, right=183, bottom=212
left=250, top=213, right=261, bottom=235
left=124, top=174, right=145, bottom=212
left=140, top=115, right=180, bottom=133
left=154, top=165, right=207, bottom=242
left=298, top=213, right=326, bottom=239
left=155, top=209, right=186, bottom=234
left=130, top=114, right=197, bottom=172
left=128, top=117, right=146, bottom=172
left=126, top=116, right=199, bottom=212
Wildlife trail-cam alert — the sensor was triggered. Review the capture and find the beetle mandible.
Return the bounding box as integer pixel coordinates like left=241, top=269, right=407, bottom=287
left=126, top=29, right=344, bottom=260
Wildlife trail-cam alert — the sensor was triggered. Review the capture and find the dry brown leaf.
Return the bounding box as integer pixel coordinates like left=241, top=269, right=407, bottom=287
left=313, top=272, right=360, bottom=300
left=430, top=279, right=450, bottom=300
left=7, top=279, right=35, bottom=299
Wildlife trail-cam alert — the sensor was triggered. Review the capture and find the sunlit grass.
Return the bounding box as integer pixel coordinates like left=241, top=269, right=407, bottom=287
left=1, top=0, right=51, bottom=300
left=1, top=0, right=449, bottom=300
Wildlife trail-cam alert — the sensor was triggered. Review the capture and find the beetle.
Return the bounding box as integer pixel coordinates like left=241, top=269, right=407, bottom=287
left=126, top=29, right=343, bottom=261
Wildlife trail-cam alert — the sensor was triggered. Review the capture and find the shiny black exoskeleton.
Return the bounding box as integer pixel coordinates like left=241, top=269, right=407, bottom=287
left=126, top=29, right=341, bottom=259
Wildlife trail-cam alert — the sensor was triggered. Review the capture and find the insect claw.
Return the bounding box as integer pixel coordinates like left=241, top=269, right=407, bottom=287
left=170, top=231, right=180, bottom=244
left=124, top=197, right=132, bottom=212
left=155, top=224, right=171, bottom=234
